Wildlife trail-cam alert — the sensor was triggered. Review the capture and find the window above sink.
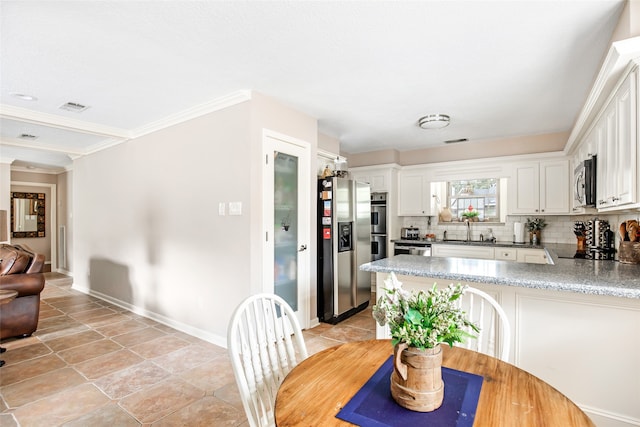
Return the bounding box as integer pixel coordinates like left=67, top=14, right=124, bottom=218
left=447, top=178, right=501, bottom=222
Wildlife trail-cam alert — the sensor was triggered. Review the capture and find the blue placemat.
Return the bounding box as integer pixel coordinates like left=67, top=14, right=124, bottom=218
left=336, top=356, right=483, bottom=427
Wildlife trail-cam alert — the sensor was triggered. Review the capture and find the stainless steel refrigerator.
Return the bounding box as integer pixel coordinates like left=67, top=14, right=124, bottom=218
left=317, top=177, right=371, bottom=324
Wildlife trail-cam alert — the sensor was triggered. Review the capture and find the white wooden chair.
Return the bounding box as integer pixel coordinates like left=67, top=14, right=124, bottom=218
left=457, top=287, right=511, bottom=362
left=227, top=293, right=308, bottom=427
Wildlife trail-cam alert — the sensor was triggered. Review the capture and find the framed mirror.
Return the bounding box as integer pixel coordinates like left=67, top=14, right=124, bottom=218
left=11, top=192, right=45, bottom=238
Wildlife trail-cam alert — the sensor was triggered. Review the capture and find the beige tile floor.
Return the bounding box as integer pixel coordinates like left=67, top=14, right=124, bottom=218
left=0, top=273, right=376, bottom=426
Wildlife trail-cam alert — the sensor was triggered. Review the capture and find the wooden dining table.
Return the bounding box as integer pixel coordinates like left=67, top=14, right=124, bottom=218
left=275, top=339, right=595, bottom=426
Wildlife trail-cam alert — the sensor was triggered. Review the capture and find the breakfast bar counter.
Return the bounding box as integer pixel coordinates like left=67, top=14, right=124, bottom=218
left=361, top=249, right=640, bottom=298
left=360, top=253, right=640, bottom=427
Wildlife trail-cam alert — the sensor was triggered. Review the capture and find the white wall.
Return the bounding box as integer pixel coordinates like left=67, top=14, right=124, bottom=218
left=73, top=101, right=253, bottom=346
left=72, top=92, right=319, bottom=346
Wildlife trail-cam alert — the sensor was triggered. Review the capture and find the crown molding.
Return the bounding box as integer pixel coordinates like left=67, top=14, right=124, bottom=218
left=10, top=165, right=64, bottom=175
left=131, top=90, right=252, bottom=139
left=0, top=105, right=131, bottom=139
left=565, top=36, right=640, bottom=154
left=0, top=156, right=16, bottom=165
left=349, top=163, right=402, bottom=171
left=0, top=137, right=87, bottom=156
left=317, top=148, right=340, bottom=160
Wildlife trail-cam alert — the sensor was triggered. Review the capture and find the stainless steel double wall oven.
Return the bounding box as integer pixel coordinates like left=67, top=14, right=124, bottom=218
left=370, top=192, right=387, bottom=261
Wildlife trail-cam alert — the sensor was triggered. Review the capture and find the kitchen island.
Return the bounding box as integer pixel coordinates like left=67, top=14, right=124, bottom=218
left=361, top=253, right=640, bottom=427
left=361, top=248, right=640, bottom=298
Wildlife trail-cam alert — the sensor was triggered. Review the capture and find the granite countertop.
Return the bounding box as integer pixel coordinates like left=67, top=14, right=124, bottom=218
left=360, top=248, right=640, bottom=299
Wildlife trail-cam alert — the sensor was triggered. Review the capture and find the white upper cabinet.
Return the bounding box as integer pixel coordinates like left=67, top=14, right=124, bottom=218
left=614, top=69, right=637, bottom=206
left=595, top=68, right=638, bottom=211
left=509, top=162, right=539, bottom=214
left=398, top=170, right=434, bottom=216
left=350, top=166, right=394, bottom=192
left=540, top=160, right=571, bottom=214
left=509, top=159, right=570, bottom=215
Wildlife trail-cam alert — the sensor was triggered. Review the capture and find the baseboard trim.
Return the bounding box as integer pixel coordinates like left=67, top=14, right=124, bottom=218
left=71, top=285, right=227, bottom=348
left=580, top=403, right=640, bottom=427
left=307, top=317, right=320, bottom=330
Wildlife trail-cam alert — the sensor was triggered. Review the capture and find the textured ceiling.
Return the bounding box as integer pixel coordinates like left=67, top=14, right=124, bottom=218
left=0, top=0, right=627, bottom=170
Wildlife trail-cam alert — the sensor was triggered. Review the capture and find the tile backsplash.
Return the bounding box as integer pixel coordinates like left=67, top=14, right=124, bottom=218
left=401, top=213, right=640, bottom=247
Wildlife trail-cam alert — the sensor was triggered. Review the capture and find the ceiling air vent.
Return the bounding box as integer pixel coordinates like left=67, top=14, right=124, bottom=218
left=19, top=133, right=38, bottom=140
left=59, top=101, right=89, bottom=112
left=444, top=138, right=468, bottom=144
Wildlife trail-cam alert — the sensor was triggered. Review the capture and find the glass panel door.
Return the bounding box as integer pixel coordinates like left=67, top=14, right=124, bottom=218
left=263, top=131, right=310, bottom=328
left=273, top=151, right=298, bottom=311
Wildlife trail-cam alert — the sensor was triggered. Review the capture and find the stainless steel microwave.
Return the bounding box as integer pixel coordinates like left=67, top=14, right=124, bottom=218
left=574, top=155, right=596, bottom=207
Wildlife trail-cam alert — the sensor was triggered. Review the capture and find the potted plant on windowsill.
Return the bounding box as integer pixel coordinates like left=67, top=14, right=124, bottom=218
left=372, top=273, right=479, bottom=412
left=526, top=217, right=547, bottom=244
left=461, top=205, right=480, bottom=222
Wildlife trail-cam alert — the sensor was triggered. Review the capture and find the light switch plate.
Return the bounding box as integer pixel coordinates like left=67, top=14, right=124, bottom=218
left=218, top=202, right=226, bottom=216
left=229, top=202, right=242, bottom=215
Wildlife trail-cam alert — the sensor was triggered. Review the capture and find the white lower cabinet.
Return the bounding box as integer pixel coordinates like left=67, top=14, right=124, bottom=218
left=432, top=244, right=548, bottom=264
left=494, top=248, right=517, bottom=261
left=515, top=248, right=548, bottom=264
left=375, top=274, right=640, bottom=427
left=431, top=244, right=494, bottom=259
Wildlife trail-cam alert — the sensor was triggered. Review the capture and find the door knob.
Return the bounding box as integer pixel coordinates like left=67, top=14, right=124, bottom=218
left=298, top=244, right=307, bottom=252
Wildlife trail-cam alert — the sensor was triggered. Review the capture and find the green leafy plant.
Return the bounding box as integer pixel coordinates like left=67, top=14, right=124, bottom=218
left=462, top=210, right=479, bottom=218
left=526, top=217, right=547, bottom=231
left=372, top=273, right=479, bottom=349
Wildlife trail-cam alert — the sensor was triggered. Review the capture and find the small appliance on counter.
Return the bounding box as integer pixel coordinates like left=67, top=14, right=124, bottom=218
left=401, top=227, right=420, bottom=240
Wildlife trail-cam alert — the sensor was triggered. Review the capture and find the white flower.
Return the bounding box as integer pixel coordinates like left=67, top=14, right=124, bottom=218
left=383, top=272, right=410, bottom=302
left=384, top=272, right=402, bottom=290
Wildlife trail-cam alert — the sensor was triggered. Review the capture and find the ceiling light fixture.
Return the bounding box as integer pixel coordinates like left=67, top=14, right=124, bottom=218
left=10, top=92, right=38, bottom=101
left=418, top=114, right=450, bottom=129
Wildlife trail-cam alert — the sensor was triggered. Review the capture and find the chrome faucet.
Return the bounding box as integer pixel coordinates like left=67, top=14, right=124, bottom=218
left=465, top=219, right=471, bottom=242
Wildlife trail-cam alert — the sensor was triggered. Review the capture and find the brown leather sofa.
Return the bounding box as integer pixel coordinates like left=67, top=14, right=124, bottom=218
left=0, top=244, right=46, bottom=340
